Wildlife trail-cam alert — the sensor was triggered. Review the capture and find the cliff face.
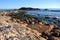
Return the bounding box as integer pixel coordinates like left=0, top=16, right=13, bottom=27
left=0, top=11, right=60, bottom=40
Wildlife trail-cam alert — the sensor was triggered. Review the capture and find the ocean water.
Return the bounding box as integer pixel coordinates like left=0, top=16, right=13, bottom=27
left=27, top=10, right=60, bottom=17
left=27, top=10, right=60, bottom=27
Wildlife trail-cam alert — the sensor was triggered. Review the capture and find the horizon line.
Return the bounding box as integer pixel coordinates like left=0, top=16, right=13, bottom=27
left=0, top=7, right=60, bottom=9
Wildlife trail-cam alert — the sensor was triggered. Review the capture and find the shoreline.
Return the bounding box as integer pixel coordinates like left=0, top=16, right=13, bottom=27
left=0, top=9, right=60, bottom=40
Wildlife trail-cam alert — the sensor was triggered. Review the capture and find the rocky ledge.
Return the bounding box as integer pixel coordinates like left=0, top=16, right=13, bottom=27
left=0, top=10, right=60, bottom=40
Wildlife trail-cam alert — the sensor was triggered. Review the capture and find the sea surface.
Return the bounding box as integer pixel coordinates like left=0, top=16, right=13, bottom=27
left=27, top=10, right=60, bottom=26
left=27, top=10, right=60, bottom=18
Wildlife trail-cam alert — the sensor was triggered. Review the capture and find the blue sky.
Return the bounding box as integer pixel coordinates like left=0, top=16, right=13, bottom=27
left=0, top=0, right=60, bottom=9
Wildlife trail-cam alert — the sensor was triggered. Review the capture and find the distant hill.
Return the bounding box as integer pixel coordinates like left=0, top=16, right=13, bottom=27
left=19, top=7, right=40, bottom=10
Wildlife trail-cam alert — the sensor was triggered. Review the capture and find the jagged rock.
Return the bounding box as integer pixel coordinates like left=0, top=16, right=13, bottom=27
left=52, top=37, right=60, bottom=40
left=50, top=28, right=60, bottom=37
left=0, top=24, right=41, bottom=40
left=39, top=37, right=47, bottom=40
left=0, top=10, right=60, bottom=40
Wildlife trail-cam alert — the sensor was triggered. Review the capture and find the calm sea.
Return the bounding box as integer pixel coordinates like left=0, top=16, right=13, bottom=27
left=27, top=10, right=60, bottom=18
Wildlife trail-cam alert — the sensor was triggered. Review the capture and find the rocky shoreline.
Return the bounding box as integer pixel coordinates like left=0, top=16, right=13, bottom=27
left=0, top=10, right=60, bottom=40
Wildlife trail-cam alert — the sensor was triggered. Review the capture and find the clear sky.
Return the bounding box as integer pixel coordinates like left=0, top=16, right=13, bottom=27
left=0, top=0, right=60, bottom=9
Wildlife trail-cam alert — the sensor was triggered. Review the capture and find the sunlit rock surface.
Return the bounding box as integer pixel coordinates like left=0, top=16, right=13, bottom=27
left=0, top=14, right=41, bottom=40
left=0, top=11, right=60, bottom=40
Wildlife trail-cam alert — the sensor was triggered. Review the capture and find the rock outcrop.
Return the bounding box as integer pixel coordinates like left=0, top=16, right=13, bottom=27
left=0, top=10, right=60, bottom=40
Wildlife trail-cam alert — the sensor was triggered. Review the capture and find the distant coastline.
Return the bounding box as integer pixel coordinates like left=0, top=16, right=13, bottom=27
left=18, top=7, right=40, bottom=10
left=0, top=7, right=60, bottom=12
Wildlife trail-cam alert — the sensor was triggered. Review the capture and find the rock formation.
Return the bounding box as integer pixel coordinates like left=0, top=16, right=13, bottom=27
left=0, top=10, right=60, bottom=40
